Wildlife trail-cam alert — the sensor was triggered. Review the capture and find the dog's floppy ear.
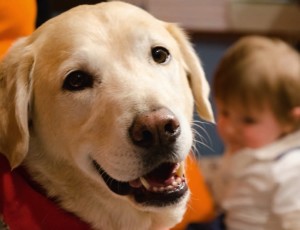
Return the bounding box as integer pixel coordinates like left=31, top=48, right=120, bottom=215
left=167, top=24, right=214, bottom=123
left=0, top=38, right=33, bottom=169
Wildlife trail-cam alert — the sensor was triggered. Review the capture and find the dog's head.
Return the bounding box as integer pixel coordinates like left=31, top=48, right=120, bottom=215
left=0, top=1, right=213, bottom=228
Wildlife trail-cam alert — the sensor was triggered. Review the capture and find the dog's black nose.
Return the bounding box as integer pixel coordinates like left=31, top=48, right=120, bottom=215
left=129, top=108, right=181, bottom=148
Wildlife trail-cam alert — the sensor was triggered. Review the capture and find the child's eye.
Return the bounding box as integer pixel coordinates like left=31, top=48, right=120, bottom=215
left=220, top=110, right=229, bottom=118
left=242, top=116, right=257, bottom=124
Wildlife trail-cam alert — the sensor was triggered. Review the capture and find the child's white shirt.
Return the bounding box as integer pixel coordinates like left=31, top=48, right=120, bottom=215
left=212, top=129, right=300, bottom=230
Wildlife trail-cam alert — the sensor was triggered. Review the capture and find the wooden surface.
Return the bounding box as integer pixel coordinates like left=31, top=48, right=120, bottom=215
left=122, top=0, right=300, bottom=39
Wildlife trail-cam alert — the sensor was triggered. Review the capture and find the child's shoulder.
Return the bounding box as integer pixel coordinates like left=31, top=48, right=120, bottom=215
left=274, top=147, right=300, bottom=162
left=272, top=146, right=300, bottom=183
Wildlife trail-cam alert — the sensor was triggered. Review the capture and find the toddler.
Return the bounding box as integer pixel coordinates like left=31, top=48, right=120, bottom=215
left=210, top=36, right=300, bottom=230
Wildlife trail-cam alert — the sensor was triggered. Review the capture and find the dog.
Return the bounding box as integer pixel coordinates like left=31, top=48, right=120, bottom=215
left=0, top=1, right=213, bottom=229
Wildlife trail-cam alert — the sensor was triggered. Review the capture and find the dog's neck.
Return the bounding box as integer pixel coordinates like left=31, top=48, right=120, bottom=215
left=16, top=164, right=48, bottom=197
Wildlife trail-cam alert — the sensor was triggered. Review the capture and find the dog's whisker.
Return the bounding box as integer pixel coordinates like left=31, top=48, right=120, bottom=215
left=192, top=128, right=206, bottom=145
left=193, top=138, right=214, bottom=154
left=192, top=123, right=213, bottom=145
left=191, top=129, right=215, bottom=157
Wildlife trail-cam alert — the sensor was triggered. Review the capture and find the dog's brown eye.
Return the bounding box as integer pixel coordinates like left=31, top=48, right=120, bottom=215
left=63, top=70, right=94, bottom=91
left=151, top=46, right=170, bottom=64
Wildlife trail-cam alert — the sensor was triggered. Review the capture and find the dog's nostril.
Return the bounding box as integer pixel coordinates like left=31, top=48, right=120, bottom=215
left=130, top=126, right=155, bottom=148
left=165, top=123, right=174, bottom=134
left=139, top=130, right=154, bottom=147
left=142, top=130, right=153, bottom=141
left=163, top=118, right=181, bottom=144
left=164, top=119, right=180, bottom=135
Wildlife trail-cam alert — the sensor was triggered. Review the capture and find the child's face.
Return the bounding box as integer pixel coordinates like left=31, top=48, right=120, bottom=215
left=216, top=101, right=291, bottom=153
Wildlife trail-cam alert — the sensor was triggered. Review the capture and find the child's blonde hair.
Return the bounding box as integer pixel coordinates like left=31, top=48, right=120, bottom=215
left=213, top=36, right=300, bottom=127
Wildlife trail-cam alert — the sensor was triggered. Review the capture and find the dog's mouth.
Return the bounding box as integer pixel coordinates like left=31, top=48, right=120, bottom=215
left=92, top=160, right=188, bottom=206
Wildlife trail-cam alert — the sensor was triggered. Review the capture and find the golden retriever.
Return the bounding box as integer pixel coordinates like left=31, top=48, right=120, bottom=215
left=0, top=1, right=213, bottom=229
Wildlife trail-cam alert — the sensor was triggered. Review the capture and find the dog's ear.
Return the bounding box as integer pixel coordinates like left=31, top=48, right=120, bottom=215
left=0, top=38, right=33, bottom=169
left=166, top=24, right=214, bottom=123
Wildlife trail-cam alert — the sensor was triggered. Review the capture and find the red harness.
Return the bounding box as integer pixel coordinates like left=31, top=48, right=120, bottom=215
left=0, top=154, right=90, bottom=230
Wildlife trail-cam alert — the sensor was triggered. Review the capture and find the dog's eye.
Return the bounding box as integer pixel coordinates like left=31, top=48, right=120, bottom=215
left=63, top=70, right=94, bottom=91
left=151, top=46, right=170, bottom=64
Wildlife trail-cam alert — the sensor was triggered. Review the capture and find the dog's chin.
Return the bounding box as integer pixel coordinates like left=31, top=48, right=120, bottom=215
left=92, top=160, right=188, bottom=207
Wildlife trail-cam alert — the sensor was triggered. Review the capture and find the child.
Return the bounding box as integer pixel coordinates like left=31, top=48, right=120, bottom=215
left=210, top=36, right=300, bottom=230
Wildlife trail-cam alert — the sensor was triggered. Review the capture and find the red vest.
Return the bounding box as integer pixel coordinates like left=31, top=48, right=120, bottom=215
left=0, top=154, right=90, bottom=230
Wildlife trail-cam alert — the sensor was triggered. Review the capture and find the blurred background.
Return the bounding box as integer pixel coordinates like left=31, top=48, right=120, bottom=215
left=37, top=0, right=300, bottom=156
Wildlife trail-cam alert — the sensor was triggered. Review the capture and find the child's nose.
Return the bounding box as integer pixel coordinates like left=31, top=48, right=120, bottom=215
left=223, top=120, right=238, bottom=137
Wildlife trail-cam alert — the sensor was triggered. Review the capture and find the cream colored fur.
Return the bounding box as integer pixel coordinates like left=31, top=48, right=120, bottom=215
left=0, top=2, right=213, bottom=229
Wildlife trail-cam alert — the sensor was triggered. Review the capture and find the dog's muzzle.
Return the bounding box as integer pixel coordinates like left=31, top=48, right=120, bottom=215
left=93, top=108, right=188, bottom=206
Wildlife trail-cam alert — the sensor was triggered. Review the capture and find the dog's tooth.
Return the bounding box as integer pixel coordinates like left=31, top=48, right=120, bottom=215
left=172, top=163, right=180, bottom=173
left=172, top=181, right=178, bottom=187
left=140, top=177, right=151, bottom=190
left=158, top=187, right=165, bottom=192
left=175, top=162, right=184, bottom=177
left=166, top=185, right=173, bottom=190
left=176, top=177, right=182, bottom=184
